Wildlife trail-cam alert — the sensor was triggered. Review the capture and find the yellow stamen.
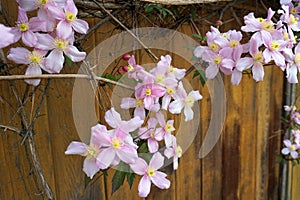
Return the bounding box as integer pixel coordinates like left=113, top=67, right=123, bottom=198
left=295, top=53, right=300, bottom=66
left=136, top=99, right=143, bottom=106
left=112, top=139, right=121, bottom=149
left=230, top=40, right=239, bottom=48
left=167, top=88, right=174, bottom=95
left=214, top=56, right=221, bottom=65
left=261, top=21, right=274, bottom=32
left=145, top=88, right=151, bottom=96
left=66, top=11, right=76, bottom=22
left=19, top=23, right=29, bottom=32
left=209, top=43, right=219, bottom=52
left=84, top=144, right=100, bottom=160
left=28, top=51, right=43, bottom=64
left=127, top=64, right=134, bottom=72
left=147, top=169, right=155, bottom=176
left=270, top=41, right=280, bottom=51
left=35, top=0, right=49, bottom=7
left=254, top=51, right=263, bottom=62
left=176, top=146, right=182, bottom=157
left=165, top=123, right=174, bottom=132
left=185, top=96, right=195, bottom=107
left=54, top=38, right=68, bottom=50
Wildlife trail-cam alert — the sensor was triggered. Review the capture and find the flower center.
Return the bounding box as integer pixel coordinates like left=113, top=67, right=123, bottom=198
left=127, top=64, right=134, bottom=72
left=214, top=56, right=222, bottom=65
left=145, top=88, right=152, bottom=96
left=35, top=0, right=49, bottom=7
left=54, top=38, right=68, bottom=50
left=167, top=88, right=174, bottom=95
left=291, top=7, right=296, bottom=15
left=66, top=11, right=76, bottom=22
left=185, top=96, right=195, bottom=107
left=254, top=51, right=263, bottom=62
left=261, top=21, right=274, bottom=32
left=168, top=66, right=174, bottom=73
left=84, top=144, right=100, bottom=160
left=289, top=15, right=298, bottom=25
left=19, top=23, right=29, bottom=32
left=112, top=138, right=122, bottom=149
left=295, top=53, right=300, bottom=66
left=230, top=40, right=239, bottom=48
left=209, top=43, right=219, bottom=52
left=270, top=41, right=280, bottom=51
left=150, top=131, right=155, bottom=138
left=136, top=99, right=143, bottom=106
left=147, top=169, right=155, bottom=176
left=176, top=146, right=183, bottom=157
left=165, top=123, right=174, bottom=133
left=289, top=145, right=296, bottom=151
left=28, top=51, right=43, bottom=64
left=156, top=75, right=165, bottom=83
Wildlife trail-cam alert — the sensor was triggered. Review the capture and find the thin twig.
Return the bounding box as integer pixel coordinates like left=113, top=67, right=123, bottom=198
left=92, top=0, right=159, bottom=61
left=0, top=73, right=134, bottom=90
left=0, top=124, right=21, bottom=134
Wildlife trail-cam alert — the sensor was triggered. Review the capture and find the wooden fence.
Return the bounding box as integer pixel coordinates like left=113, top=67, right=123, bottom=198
left=0, top=0, right=299, bottom=199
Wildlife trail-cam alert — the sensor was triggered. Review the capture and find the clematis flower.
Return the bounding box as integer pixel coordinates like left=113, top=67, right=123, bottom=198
left=281, top=139, right=299, bottom=158
left=47, top=0, right=89, bottom=39
left=95, top=128, right=138, bottom=169
left=126, top=55, right=144, bottom=81
left=279, top=5, right=300, bottom=32
left=291, top=110, right=300, bottom=124
left=135, top=76, right=166, bottom=110
left=7, top=47, right=48, bottom=86
left=130, top=152, right=171, bottom=198
left=283, top=42, right=300, bottom=83
left=164, top=136, right=182, bottom=170
left=17, top=0, right=66, bottom=32
left=35, top=32, right=86, bottom=73
left=156, top=55, right=186, bottom=80
left=65, top=124, right=107, bottom=179
left=169, top=82, right=202, bottom=121
left=138, top=117, right=163, bottom=153
left=10, top=7, right=47, bottom=47
left=104, top=107, right=144, bottom=138
left=154, top=112, right=176, bottom=147
left=236, top=38, right=265, bottom=82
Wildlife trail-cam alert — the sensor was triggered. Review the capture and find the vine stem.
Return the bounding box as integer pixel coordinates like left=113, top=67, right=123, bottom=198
left=0, top=73, right=134, bottom=90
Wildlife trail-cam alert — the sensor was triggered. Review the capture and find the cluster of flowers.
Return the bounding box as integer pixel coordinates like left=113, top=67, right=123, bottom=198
left=0, top=0, right=88, bottom=86
left=281, top=105, right=300, bottom=159
left=65, top=54, right=202, bottom=197
left=194, top=0, right=300, bottom=84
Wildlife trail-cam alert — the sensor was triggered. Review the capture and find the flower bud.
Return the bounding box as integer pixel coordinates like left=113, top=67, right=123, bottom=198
left=122, top=65, right=129, bottom=72
left=122, top=54, right=131, bottom=61
left=117, top=68, right=123, bottom=75
left=216, top=20, right=223, bottom=26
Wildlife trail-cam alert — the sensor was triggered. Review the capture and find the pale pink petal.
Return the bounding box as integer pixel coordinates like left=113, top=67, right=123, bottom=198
left=130, top=157, right=148, bottom=175
left=29, top=17, right=47, bottom=32
left=134, top=107, right=145, bottom=120
left=162, top=95, right=171, bottom=110
left=154, top=129, right=164, bottom=141
left=45, top=50, right=64, bottom=73
left=231, top=70, right=243, bottom=85
left=206, top=64, right=219, bottom=79
left=173, top=156, right=179, bottom=170
left=65, top=0, right=78, bottom=15
left=149, top=152, right=164, bottom=170
left=272, top=51, right=286, bottom=69
left=57, top=20, right=73, bottom=40
left=120, top=97, right=136, bottom=109
left=0, top=25, right=17, bottom=48
left=173, top=68, right=186, bottom=80
left=64, top=45, right=86, bottom=62
left=37, top=9, right=56, bottom=32
left=65, top=141, right=87, bottom=155
left=104, top=108, right=122, bottom=129
left=72, top=19, right=89, bottom=34
left=83, top=159, right=100, bottom=179
left=35, top=33, right=54, bottom=50
left=25, top=64, right=42, bottom=86
left=148, top=139, right=159, bottom=153
left=17, top=6, right=28, bottom=22
left=283, top=139, right=292, bottom=147
left=236, top=57, right=254, bottom=71
left=156, top=112, right=166, bottom=127
left=184, top=106, right=194, bottom=121
left=138, top=175, right=152, bottom=198
left=117, top=145, right=138, bottom=164
left=188, top=91, right=202, bottom=101
left=54, top=0, right=67, bottom=8
left=46, top=4, right=65, bottom=20
left=143, top=96, right=154, bottom=109
left=7, top=47, right=30, bottom=64
left=194, top=46, right=205, bottom=58
left=151, top=171, right=170, bottom=189
left=17, top=0, right=37, bottom=11
left=91, top=124, right=111, bottom=147
left=291, top=151, right=299, bottom=159
left=164, top=148, right=174, bottom=159
left=169, top=100, right=184, bottom=114
left=96, top=148, right=116, bottom=169
left=252, top=63, right=264, bottom=82
left=122, top=116, right=144, bottom=133
left=22, top=31, right=37, bottom=47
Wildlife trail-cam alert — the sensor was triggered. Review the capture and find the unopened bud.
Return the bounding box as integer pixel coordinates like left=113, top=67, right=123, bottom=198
left=216, top=20, right=223, bottom=26
left=122, top=65, right=129, bottom=72
left=122, top=54, right=131, bottom=61
left=117, top=68, right=123, bottom=75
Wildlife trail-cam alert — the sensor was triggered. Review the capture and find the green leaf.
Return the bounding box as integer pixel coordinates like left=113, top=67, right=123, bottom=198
left=106, top=74, right=116, bottom=81
left=192, top=33, right=202, bottom=40
left=193, top=70, right=206, bottom=86
left=112, top=170, right=126, bottom=194
left=126, top=172, right=135, bottom=189
left=64, top=54, right=73, bottom=67
left=138, top=141, right=148, bottom=153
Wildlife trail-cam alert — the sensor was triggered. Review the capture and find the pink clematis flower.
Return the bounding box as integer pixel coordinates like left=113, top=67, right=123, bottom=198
left=17, top=0, right=66, bottom=32
left=154, top=112, right=176, bottom=147
left=120, top=95, right=146, bottom=120
left=281, top=139, right=299, bottom=159
left=169, top=82, right=202, bottom=121
left=35, top=32, right=86, bottom=73
left=65, top=124, right=107, bottom=178
left=126, top=55, right=144, bottom=81
left=138, top=117, right=163, bottom=153
left=236, top=38, right=265, bottom=82
left=11, top=7, right=47, bottom=47
left=7, top=47, right=48, bottom=86
left=130, top=152, right=171, bottom=198
left=291, top=111, right=300, bottom=124
left=47, top=0, right=89, bottom=39
left=156, top=55, right=186, bottom=80
left=95, top=128, right=139, bottom=169
left=135, top=76, right=166, bottom=110
left=279, top=5, right=300, bottom=32
left=164, top=136, right=182, bottom=170
left=283, top=42, right=300, bottom=83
